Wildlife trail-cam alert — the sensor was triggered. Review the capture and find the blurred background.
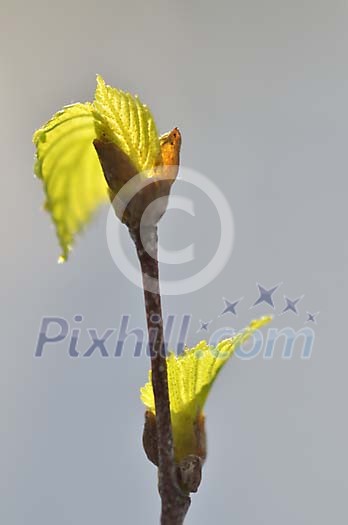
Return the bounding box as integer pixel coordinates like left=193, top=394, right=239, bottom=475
left=0, top=0, right=347, bottom=523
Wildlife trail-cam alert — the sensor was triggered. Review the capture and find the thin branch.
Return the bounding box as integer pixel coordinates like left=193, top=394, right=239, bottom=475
left=130, top=225, right=190, bottom=525
left=93, top=138, right=189, bottom=523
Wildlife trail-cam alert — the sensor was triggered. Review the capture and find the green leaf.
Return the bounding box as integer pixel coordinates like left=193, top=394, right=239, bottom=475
left=33, top=76, right=165, bottom=260
left=140, top=315, right=272, bottom=461
left=93, top=75, right=161, bottom=174
left=33, top=103, right=109, bottom=261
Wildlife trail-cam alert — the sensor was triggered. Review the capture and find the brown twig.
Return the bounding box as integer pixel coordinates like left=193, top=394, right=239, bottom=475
left=130, top=225, right=191, bottom=525
left=93, top=136, right=189, bottom=523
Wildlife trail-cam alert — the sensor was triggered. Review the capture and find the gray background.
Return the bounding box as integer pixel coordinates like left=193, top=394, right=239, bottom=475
left=1, top=0, right=347, bottom=523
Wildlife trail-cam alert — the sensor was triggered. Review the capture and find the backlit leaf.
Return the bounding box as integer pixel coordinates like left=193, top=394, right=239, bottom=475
left=140, top=316, right=272, bottom=461
left=33, top=103, right=108, bottom=261
left=93, top=75, right=162, bottom=175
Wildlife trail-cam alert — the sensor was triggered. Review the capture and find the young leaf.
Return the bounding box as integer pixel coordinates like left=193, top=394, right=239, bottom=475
left=140, top=316, right=272, bottom=461
left=33, top=103, right=108, bottom=261
left=93, top=75, right=162, bottom=175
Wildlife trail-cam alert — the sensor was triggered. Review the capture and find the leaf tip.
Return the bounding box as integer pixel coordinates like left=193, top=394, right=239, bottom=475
left=95, top=74, right=107, bottom=94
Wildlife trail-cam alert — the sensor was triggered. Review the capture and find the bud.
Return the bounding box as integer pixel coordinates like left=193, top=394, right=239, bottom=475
left=93, top=128, right=181, bottom=230
left=177, top=455, right=202, bottom=494
left=142, top=408, right=206, bottom=494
